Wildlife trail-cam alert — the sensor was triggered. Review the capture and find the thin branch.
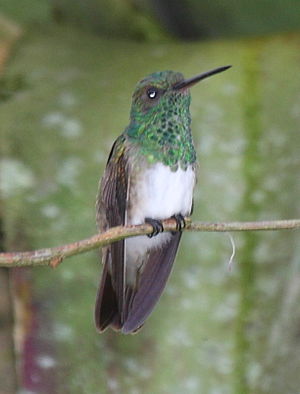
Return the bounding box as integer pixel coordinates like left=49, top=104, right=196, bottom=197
left=0, top=218, right=299, bottom=268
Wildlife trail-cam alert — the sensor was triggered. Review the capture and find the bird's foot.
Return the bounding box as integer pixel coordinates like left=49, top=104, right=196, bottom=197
left=145, top=218, right=164, bottom=238
left=171, top=214, right=186, bottom=234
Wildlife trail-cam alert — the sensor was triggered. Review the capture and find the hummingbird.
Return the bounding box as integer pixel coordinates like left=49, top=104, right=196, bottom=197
left=95, top=65, right=231, bottom=334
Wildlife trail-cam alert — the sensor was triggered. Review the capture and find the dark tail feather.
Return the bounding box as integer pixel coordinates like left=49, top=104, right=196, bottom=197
left=122, top=232, right=182, bottom=334
left=94, top=263, right=121, bottom=332
left=95, top=233, right=182, bottom=334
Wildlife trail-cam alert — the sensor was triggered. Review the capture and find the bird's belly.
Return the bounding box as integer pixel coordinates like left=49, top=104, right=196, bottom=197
left=125, top=163, right=195, bottom=265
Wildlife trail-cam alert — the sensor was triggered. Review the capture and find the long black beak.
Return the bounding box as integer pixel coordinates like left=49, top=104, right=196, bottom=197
left=173, top=65, right=232, bottom=90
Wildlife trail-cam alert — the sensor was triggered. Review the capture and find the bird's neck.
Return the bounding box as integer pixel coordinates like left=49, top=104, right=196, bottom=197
left=126, top=114, right=196, bottom=171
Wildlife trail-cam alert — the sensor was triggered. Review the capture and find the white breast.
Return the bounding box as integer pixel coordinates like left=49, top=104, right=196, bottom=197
left=128, top=162, right=196, bottom=225
left=125, top=163, right=196, bottom=275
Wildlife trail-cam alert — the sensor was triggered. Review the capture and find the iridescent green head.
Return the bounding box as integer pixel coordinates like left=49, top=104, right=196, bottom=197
left=126, top=66, right=231, bottom=169
left=129, top=70, right=190, bottom=124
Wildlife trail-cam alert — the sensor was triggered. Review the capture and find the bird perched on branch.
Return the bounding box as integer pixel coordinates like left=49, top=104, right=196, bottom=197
left=95, top=65, right=231, bottom=333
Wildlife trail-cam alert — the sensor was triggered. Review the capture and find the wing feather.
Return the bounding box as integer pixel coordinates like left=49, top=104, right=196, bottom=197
left=122, top=232, right=182, bottom=333
left=95, top=136, right=129, bottom=332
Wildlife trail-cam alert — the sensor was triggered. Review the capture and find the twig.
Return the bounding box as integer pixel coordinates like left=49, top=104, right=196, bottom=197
left=0, top=218, right=299, bottom=268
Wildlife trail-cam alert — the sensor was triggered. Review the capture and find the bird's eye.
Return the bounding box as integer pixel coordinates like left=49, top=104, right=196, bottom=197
left=147, top=88, right=158, bottom=100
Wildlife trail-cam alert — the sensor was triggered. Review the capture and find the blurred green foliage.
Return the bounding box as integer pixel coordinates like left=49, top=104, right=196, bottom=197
left=1, top=0, right=300, bottom=392
left=0, top=0, right=51, bottom=25
left=151, top=0, right=300, bottom=38
left=0, top=0, right=166, bottom=41
left=1, top=0, right=299, bottom=40
left=0, top=74, right=27, bottom=102
left=1, top=24, right=300, bottom=392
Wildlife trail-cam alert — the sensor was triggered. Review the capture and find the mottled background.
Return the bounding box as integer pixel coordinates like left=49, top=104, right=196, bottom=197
left=0, top=1, right=300, bottom=393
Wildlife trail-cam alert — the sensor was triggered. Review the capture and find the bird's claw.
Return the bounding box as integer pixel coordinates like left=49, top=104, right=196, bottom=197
left=145, top=218, right=164, bottom=238
left=172, top=214, right=186, bottom=232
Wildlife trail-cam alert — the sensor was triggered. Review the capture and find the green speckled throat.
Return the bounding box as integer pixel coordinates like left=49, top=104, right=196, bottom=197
left=126, top=71, right=196, bottom=170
